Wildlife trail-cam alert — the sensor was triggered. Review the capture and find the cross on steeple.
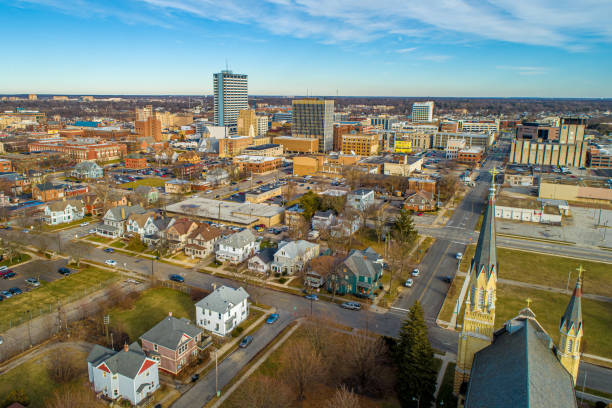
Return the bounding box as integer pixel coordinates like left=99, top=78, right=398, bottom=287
left=489, top=167, right=498, bottom=184
left=526, top=298, right=532, bottom=308
left=576, top=265, right=585, bottom=281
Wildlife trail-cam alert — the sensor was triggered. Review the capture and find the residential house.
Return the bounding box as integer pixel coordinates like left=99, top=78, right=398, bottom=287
left=184, top=223, right=224, bottom=259
left=332, top=213, right=361, bottom=237
left=135, top=185, right=159, bottom=204
left=346, top=189, right=375, bottom=211
left=32, top=181, right=64, bottom=201
left=96, top=205, right=146, bottom=238
left=107, top=192, right=129, bottom=208
left=143, top=216, right=175, bottom=246
left=164, top=218, right=199, bottom=250
left=271, top=240, right=320, bottom=275
left=195, top=285, right=250, bottom=336
left=140, top=314, right=203, bottom=375
left=311, top=210, right=336, bottom=231
left=177, top=151, right=201, bottom=164
left=248, top=247, right=276, bottom=275
left=205, top=168, right=229, bottom=186
left=82, top=193, right=104, bottom=216
left=165, top=179, right=191, bottom=194
left=0, top=173, right=28, bottom=195
left=404, top=190, right=436, bottom=212
left=284, top=204, right=305, bottom=226
left=72, top=161, right=103, bottom=179
left=125, top=211, right=157, bottom=238
left=216, top=229, right=259, bottom=264
left=87, top=343, right=159, bottom=406
left=327, top=248, right=383, bottom=298
left=43, top=199, right=85, bottom=225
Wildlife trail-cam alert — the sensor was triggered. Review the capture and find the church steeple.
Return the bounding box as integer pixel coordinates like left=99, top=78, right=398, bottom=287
left=454, top=169, right=499, bottom=394
left=558, top=266, right=584, bottom=385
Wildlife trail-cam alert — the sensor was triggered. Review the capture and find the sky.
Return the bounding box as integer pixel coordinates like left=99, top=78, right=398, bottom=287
left=1, top=0, right=611, bottom=97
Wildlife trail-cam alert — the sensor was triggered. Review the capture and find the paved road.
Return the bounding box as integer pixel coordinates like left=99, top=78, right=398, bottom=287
left=172, top=312, right=295, bottom=408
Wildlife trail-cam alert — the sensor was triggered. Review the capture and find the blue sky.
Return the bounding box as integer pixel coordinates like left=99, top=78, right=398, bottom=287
left=1, top=0, right=611, bottom=97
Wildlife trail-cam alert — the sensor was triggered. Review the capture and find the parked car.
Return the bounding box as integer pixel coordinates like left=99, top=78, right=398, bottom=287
left=1, top=290, right=12, bottom=298
left=442, top=276, right=453, bottom=284
left=341, top=302, right=361, bottom=311
left=191, top=374, right=200, bottom=382
left=25, top=278, right=41, bottom=287
left=456, top=252, right=463, bottom=260
left=103, top=248, right=114, bottom=253
left=266, top=313, right=280, bottom=324
left=88, top=229, right=96, bottom=234
left=58, top=267, right=71, bottom=275
left=305, top=294, right=318, bottom=301
left=239, top=336, right=253, bottom=348
left=3, top=272, right=16, bottom=279
left=404, top=279, right=414, bottom=288
left=105, top=260, right=117, bottom=267
left=9, top=287, right=22, bottom=295
left=0, top=266, right=8, bottom=271
left=411, top=268, right=420, bottom=277
left=169, top=274, right=184, bottom=283
left=80, top=222, right=89, bottom=226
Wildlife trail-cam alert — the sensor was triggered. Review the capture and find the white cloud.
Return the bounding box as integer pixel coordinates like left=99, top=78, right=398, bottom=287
left=497, top=65, right=549, bottom=75
left=396, top=47, right=417, bottom=54
left=419, top=54, right=452, bottom=62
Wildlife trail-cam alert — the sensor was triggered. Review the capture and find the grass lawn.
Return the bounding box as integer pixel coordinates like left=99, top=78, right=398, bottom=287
left=42, top=215, right=94, bottom=232
left=436, top=363, right=458, bottom=407
left=125, top=239, right=148, bottom=253
left=0, top=267, right=117, bottom=332
left=497, top=248, right=612, bottom=298
left=412, top=237, right=435, bottom=264
left=459, top=244, right=476, bottom=273
left=109, top=287, right=195, bottom=342
left=0, top=346, right=88, bottom=408
left=0, top=252, right=32, bottom=268
left=474, top=213, right=484, bottom=231
left=86, top=235, right=114, bottom=244
left=353, top=228, right=385, bottom=255
left=437, top=275, right=465, bottom=323
left=110, top=240, right=127, bottom=249
left=120, top=178, right=165, bottom=189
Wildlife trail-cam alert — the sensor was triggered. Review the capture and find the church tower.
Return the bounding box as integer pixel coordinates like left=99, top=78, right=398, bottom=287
left=454, top=170, right=499, bottom=394
left=558, top=267, right=583, bottom=385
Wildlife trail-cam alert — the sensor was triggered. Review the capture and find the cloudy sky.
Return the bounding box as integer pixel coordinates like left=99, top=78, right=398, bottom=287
left=1, top=0, right=611, bottom=97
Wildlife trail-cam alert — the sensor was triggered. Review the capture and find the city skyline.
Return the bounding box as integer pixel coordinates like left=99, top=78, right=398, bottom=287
left=1, top=0, right=612, bottom=97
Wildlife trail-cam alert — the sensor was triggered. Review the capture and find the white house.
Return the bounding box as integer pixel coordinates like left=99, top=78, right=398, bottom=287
left=271, top=240, right=320, bottom=275
left=43, top=199, right=85, bottom=225
left=346, top=189, right=375, bottom=211
left=311, top=210, right=336, bottom=231
left=215, top=229, right=259, bottom=264
left=96, top=205, right=146, bottom=238
left=87, top=343, right=159, bottom=406
left=248, top=247, right=276, bottom=275
left=195, top=285, right=250, bottom=336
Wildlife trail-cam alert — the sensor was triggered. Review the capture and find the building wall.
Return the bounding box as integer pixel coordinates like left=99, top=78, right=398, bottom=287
left=135, top=117, right=162, bottom=142
left=292, top=156, right=320, bottom=176
left=340, top=133, right=379, bottom=156
left=214, top=70, right=248, bottom=130
left=237, top=109, right=258, bottom=137
left=292, top=99, right=334, bottom=152
left=273, top=136, right=318, bottom=154
left=509, top=140, right=587, bottom=168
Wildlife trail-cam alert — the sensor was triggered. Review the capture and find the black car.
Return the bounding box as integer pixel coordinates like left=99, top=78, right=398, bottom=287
left=442, top=276, right=453, bottom=284
left=191, top=373, right=200, bottom=382
left=9, top=287, right=22, bottom=295
left=239, top=336, right=253, bottom=348
left=169, top=274, right=185, bottom=283
left=58, top=267, right=71, bottom=276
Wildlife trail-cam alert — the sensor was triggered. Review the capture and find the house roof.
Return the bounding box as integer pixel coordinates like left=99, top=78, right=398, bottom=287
left=313, top=210, right=334, bottom=219
left=218, top=229, right=256, bottom=249
left=74, top=161, right=101, bottom=172
left=168, top=218, right=197, bottom=235
left=252, top=247, right=276, bottom=264
left=195, top=285, right=249, bottom=314
left=344, top=248, right=382, bottom=280
left=405, top=190, right=434, bottom=201
left=135, top=185, right=155, bottom=194
left=87, top=342, right=151, bottom=379
left=465, top=314, right=577, bottom=408
left=275, top=240, right=318, bottom=259
left=47, top=199, right=84, bottom=212
left=106, top=205, right=146, bottom=221
left=140, top=316, right=202, bottom=350
left=188, top=223, right=223, bottom=242
left=128, top=211, right=155, bottom=228
left=35, top=181, right=62, bottom=191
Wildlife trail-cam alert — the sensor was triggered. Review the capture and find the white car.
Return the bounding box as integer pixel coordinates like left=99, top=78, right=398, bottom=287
left=456, top=252, right=463, bottom=260
left=0, top=266, right=8, bottom=272
left=88, top=229, right=96, bottom=234
left=411, top=268, right=420, bottom=277
left=404, top=279, right=414, bottom=287
left=81, top=222, right=89, bottom=226
left=105, top=260, right=117, bottom=267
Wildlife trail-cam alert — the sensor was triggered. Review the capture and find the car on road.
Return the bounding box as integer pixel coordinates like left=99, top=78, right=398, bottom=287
left=341, top=302, right=361, bottom=311
left=1, top=290, right=12, bottom=298
left=442, top=276, right=453, bottom=283
left=239, top=336, right=253, bottom=348
left=169, top=274, right=185, bottom=283
left=304, top=294, right=318, bottom=301
left=266, top=313, right=280, bottom=324
left=25, top=278, right=41, bottom=287
left=80, top=222, right=89, bottom=226
left=417, top=212, right=423, bottom=216
left=191, top=374, right=200, bottom=382
left=58, top=267, right=71, bottom=275
left=411, top=268, right=420, bottom=277
left=103, top=248, right=114, bottom=253
left=9, top=287, right=22, bottom=295
left=456, top=252, right=463, bottom=260
left=3, top=272, right=16, bottom=279
left=0, top=266, right=8, bottom=271
left=105, top=260, right=117, bottom=267
left=88, top=229, right=97, bottom=234
left=404, top=278, right=414, bottom=288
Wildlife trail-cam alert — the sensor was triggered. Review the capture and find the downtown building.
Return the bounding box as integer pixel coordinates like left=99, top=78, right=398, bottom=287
left=292, top=98, right=334, bottom=153
left=411, top=101, right=434, bottom=123
left=213, top=70, right=248, bottom=134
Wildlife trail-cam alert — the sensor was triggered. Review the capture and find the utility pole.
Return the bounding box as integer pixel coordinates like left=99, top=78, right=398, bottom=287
left=215, top=349, right=219, bottom=397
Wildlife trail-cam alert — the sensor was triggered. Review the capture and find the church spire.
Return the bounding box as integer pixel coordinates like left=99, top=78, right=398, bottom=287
left=560, top=266, right=583, bottom=335
left=557, top=266, right=584, bottom=385
left=471, top=168, right=498, bottom=282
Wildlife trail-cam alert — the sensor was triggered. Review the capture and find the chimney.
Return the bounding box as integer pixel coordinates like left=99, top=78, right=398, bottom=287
left=169, top=311, right=173, bottom=317
left=123, top=343, right=129, bottom=352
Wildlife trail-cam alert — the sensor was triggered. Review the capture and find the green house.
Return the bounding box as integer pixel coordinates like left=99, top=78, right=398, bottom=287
left=327, top=247, right=383, bottom=298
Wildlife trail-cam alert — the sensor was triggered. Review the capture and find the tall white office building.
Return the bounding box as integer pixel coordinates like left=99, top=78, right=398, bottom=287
left=412, top=101, right=435, bottom=123
left=257, top=115, right=269, bottom=136
left=213, top=70, right=248, bottom=133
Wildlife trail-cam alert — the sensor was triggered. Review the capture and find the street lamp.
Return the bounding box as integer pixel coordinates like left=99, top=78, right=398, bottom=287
left=412, top=396, right=420, bottom=408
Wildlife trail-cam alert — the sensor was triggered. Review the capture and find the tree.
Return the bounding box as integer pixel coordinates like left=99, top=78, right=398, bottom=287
left=45, top=384, right=106, bottom=408
left=373, top=206, right=388, bottom=244
left=395, top=301, right=437, bottom=408
left=320, top=194, right=346, bottom=215
left=387, top=241, right=412, bottom=292
left=340, top=330, right=387, bottom=396
left=392, top=208, right=417, bottom=246
left=283, top=181, right=298, bottom=204
left=2, top=389, right=30, bottom=407
left=229, top=375, right=292, bottom=408
left=48, top=353, right=82, bottom=383
left=299, top=191, right=321, bottom=221
left=288, top=216, right=309, bottom=240
left=325, top=385, right=361, bottom=408
left=438, top=174, right=458, bottom=204
left=281, top=339, right=323, bottom=401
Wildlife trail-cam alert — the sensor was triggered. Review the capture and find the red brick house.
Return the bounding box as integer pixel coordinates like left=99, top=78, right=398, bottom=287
left=140, top=314, right=203, bottom=375
left=125, top=154, right=147, bottom=170
left=32, top=182, right=64, bottom=201
left=404, top=190, right=436, bottom=212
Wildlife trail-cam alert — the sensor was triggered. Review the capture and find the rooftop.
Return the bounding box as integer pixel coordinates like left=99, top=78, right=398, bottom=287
left=166, top=197, right=284, bottom=225
left=244, top=143, right=280, bottom=151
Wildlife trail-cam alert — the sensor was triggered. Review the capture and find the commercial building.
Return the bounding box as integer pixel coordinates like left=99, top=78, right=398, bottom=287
left=394, top=139, right=412, bottom=153
left=292, top=154, right=360, bottom=177
left=135, top=105, right=153, bottom=121
left=446, top=138, right=467, bottom=159
left=218, top=136, right=252, bottom=158
left=516, top=122, right=560, bottom=141
left=28, top=138, right=126, bottom=162
left=457, top=147, right=484, bottom=164
left=509, top=139, right=587, bottom=168
left=340, top=133, right=379, bottom=156
left=459, top=120, right=499, bottom=134
left=539, top=177, right=612, bottom=205
left=213, top=70, right=248, bottom=132
left=587, top=144, right=612, bottom=168
left=440, top=121, right=459, bottom=133
left=433, top=132, right=492, bottom=150
left=0, top=158, right=11, bottom=172
left=245, top=184, right=283, bottom=203
left=292, top=98, right=334, bottom=152
left=393, top=131, right=433, bottom=151
left=135, top=116, right=162, bottom=142
left=273, top=136, right=318, bottom=154
left=243, top=143, right=283, bottom=157
left=382, top=155, right=424, bottom=177
left=411, top=101, right=434, bottom=122
left=237, top=109, right=258, bottom=137
left=233, top=155, right=282, bottom=174
left=125, top=154, right=147, bottom=169
left=257, top=115, right=269, bottom=136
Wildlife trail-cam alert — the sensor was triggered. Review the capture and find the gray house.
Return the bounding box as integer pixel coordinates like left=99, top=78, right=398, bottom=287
left=195, top=286, right=250, bottom=336
left=96, top=205, right=146, bottom=238
left=271, top=240, right=320, bottom=275
left=135, top=185, right=159, bottom=204
left=72, top=161, right=103, bottom=179
left=347, top=189, right=375, bottom=211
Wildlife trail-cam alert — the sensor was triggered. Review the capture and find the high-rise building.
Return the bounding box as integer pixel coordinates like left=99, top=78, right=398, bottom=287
left=28, top=94, right=37, bottom=100
left=136, top=105, right=153, bottom=121
left=257, top=115, right=269, bottom=136
left=135, top=116, right=162, bottom=142
left=237, top=109, right=257, bottom=137
left=213, top=70, right=248, bottom=132
left=292, top=98, right=334, bottom=152
left=412, top=101, right=434, bottom=123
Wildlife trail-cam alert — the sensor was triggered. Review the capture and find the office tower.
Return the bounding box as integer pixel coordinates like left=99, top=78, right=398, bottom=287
left=135, top=116, right=162, bottom=142
left=412, top=101, right=435, bottom=123
left=237, top=109, right=257, bottom=137
left=136, top=105, right=153, bottom=121
left=257, top=115, right=269, bottom=136
left=213, top=70, right=248, bottom=132
left=28, top=94, right=37, bottom=100
left=292, top=98, right=334, bottom=152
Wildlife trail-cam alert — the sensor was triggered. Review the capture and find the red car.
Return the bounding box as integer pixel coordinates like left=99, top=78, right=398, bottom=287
left=417, top=212, right=424, bottom=216
left=0, top=269, right=13, bottom=278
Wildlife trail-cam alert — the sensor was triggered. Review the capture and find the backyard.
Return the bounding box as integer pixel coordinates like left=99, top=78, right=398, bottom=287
left=120, top=178, right=165, bottom=189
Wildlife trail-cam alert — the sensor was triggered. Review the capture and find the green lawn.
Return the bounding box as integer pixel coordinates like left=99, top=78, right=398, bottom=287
left=85, top=235, right=114, bottom=244
left=0, top=267, right=117, bottom=332
left=0, top=252, right=32, bottom=268
left=436, top=363, right=458, bottom=407
left=120, top=178, right=166, bottom=189
left=437, top=275, right=465, bottom=323
left=42, top=215, right=94, bottom=232
left=0, top=346, right=88, bottom=408
left=497, top=248, right=612, bottom=298
left=110, top=240, right=126, bottom=248
left=459, top=244, right=476, bottom=272
left=109, top=287, right=195, bottom=342
left=125, top=239, right=148, bottom=252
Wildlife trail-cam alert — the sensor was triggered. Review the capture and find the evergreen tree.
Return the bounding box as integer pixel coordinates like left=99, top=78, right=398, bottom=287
left=395, top=301, right=437, bottom=408
left=393, top=208, right=417, bottom=245
left=299, top=191, right=321, bottom=221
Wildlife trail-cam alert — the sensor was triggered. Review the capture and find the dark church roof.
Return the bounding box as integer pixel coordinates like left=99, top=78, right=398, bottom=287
left=560, top=275, right=583, bottom=335
left=471, top=173, right=497, bottom=281
left=465, top=314, right=577, bottom=408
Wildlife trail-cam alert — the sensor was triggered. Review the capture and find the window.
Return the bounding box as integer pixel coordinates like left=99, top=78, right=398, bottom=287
left=154, top=344, right=158, bottom=352
left=478, top=289, right=485, bottom=309
left=567, top=339, right=574, bottom=353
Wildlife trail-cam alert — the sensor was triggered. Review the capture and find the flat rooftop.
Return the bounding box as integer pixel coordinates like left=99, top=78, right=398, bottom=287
left=166, top=197, right=284, bottom=225
left=244, top=144, right=280, bottom=150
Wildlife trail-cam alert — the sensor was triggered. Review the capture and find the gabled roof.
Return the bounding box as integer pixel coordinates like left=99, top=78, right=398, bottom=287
left=74, top=161, right=102, bottom=171
left=188, top=223, right=223, bottom=242
left=275, top=240, right=318, bottom=259
left=252, top=247, right=276, bottom=264
left=313, top=210, right=335, bottom=219
left=195, top=285, right=249, bottom=314
left=35, top=181, right=62, bottom=191
left=465, top=316, right=577, bottom=408
left=343, top=248, right=382, bottom=280
left=218, top=229, right=256, bottom=249
left=140, top=316, right=202, bottom=350
left=106, top=205, right=146, bottom=221
left=167, top=218, right=197, bottom=235
left=47, top=199, right=84, bottom=212
left=135, top=185, right=155, bottom=194
left=128, top=211, right=155, bottom=228
left=87, top=342, right=153, bottom=380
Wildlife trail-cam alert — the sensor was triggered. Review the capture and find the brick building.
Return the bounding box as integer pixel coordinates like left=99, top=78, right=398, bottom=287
left=135, top=116, right=162, bottom=142
left=273, top=136, right=318, bottom=154
left=234, top=155, right=282, bottom=174
left=340, top=133, right=379, bottom=156
left=28, top=138, right=126, bottom=163
left=0, top=158, right=11, bottom=172
left=125, top=154, right=148, bottom=169
left=458, top=147, right=484, bottom=164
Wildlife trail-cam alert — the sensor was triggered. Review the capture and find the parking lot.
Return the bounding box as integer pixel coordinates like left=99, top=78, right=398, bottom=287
left=0, top=257, right=69, bottom=294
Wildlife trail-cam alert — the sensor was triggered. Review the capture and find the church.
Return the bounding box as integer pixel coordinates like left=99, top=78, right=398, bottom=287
left=454, top=170, right=582, bottom=407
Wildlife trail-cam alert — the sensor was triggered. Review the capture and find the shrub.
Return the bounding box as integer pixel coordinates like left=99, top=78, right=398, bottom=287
left=274, top=272, right=281, bottom=278
left=231, top=326, right=245, bottom=338
left=278, top=277, right=287, bottom=284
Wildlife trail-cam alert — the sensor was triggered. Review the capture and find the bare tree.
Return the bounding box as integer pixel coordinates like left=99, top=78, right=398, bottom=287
left=373, top=206, right=388, bottom=244
left=288, top=216, right=309, bottom=240
left=325, top=385, right=361, bottom=408
left=45, top=384, right=106, bottom=408
left=387, top=241, right=412, bottom=293
left=281, top=339, right=324, bottom=401
left=229, top=375, right=292, bottom=408
left=340, top=330, right=387, bottom=395
left=283, top=181, right=298, bottom=204
left=48, top=353, right=83, bottom=383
